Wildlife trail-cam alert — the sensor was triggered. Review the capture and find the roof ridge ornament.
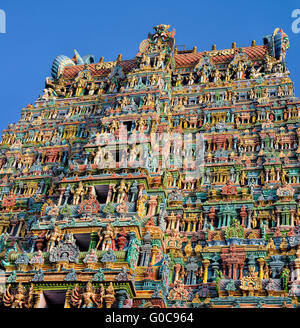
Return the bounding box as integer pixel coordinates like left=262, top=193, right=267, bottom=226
left=263, top=27, right=290, bottom=61
left=137, top=24, right=175, bottom=57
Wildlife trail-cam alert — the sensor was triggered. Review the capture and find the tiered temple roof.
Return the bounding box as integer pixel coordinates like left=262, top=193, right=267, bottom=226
left=0, top=24, right=299, bottom=308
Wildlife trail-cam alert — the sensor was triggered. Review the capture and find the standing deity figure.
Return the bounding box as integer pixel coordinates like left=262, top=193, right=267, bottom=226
left=136, top=193, right=148, bottom=220
left=155, top=53, right=165, bottom=69
left=97, top=224, right=116, bottom=251
left=71, top=281, right=104, bottom=308
left=93, top=146, right=106, bottom=167
left=264, top=55, right=276, bottom=74
left=109, top=119, right=119, bottom=133
left=150, top=74, right=157, bottom=86
left=71, top=182, right=88, bottom=205
left=87, top=82, right=96, bottom=95
left=46, top=226, right=63, bottom=251
left=75, top=76, right=88, bottom=97
left=128, top=144, right=140, bottom=163
left=3, top=283, right=34, bottom=308
left=129, top=180, right=139, bottom=202
left=184, top=240, right=193, bottom=257
left=94, top=131, right=101, bottom=145
left=163, top=101, right=169, bottom=114
left=281, top=169, right=287, bottom=183
left=212, top=68, right=222, bottom=83
left=175, top=74, right=183, bottom=87
left=198, top=69, right=208, bottom=84
left=225, top=68, right=231, bottom=82
left=145, top=93, right=154, bottom=106
left=186, top=72, right=195, bottom=85
left=136, top=116, right=147, bottom=132
left=62, top=184, right=72, bottom=205
left=119, top=96, right=129, bottom=109
left=140, top=53, right=151, bottom=69
left=113, top=180, right=131, bottom=204
left=249, top=88, right=255, bottom=99
left=129, top=75, right=138, bottom=88
left=234, top=60, right=246, bottom=79
left=267, top=238, right=276, bottom=255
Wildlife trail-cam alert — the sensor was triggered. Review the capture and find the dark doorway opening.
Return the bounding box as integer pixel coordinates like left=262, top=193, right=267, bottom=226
left=74, top=233, right=91, bottom=252
left=94, top=185, right=109, bottom=204
left=42, top=290, right=67, bottom=308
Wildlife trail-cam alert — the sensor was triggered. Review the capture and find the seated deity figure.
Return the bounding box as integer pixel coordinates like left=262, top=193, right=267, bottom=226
left=249, top=65, right=262, bottom=79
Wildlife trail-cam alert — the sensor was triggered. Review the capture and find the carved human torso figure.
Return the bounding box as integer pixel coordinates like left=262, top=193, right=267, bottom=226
left=98, top=224, right=115, bottom=251
left=115, top=180, right=130, bottom=203
left=13, top=288, right=26, bottom=308
left=46, top=227, right=61, bottom=251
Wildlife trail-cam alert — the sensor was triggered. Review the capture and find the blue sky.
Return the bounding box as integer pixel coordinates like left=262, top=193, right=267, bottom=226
left=0, top=0, right=300, bottom=132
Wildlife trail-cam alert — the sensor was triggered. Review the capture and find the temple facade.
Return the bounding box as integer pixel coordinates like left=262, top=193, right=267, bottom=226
left=0, top=24, right=299, bottom=308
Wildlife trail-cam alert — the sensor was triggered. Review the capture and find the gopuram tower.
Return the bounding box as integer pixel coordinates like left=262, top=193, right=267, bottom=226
left=0, top=25, right=299, bottom=308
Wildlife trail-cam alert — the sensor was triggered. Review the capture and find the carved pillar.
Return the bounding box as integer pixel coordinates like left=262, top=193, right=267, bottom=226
left=257, top=258, right=265, bottom=280
left=289, top=262, right=295, bottom=281
left=147, top=195, right=158, bottom=217
left=202, top=259, right=210, bottom=283
left=239, top=264, right=244, bottom=280
left=295, top=259, right=300, bottom=280
left=232, top=263, right=238, bottom=280
left=58, top=188, right=65, bottom=206
left=174, top=263, right=181, bottom=282
left=137, top=184, right=145, bottom=199
left=276, top=212, right=281, bottom=227
left=103, top=286, right=115, bottom=308
left=295, top=251, right=300, bottom=281
left=16, top=221, right=23, bottom=237
left=166, top=218, right=171, bottom=230
left=265, top=169, right=269, bottom=182
left=291, top=210, right=295, bottom=227
left=203, top=214, right=208, bottom=230
left=171, top=218, right=176, bottom=230
left=64, top=290, right=72, bottom=308
left=106, top=184, right=114, bottom=204
left=9, top=223, right=16, bottom=236
left=276, top=169, right=280, bottom=181
left=88, top=232, right=98, bottom=250
left=186, top=219, right=191, bottom=232
left=150, top=246, right=159, bottom=266
left=222, top=262, right=226, bottom=276
left=228, top=263, right=232, bottom=279
left=192, top=219, right=197, bottom=232
left=116, top=290, right=128, bottom=308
